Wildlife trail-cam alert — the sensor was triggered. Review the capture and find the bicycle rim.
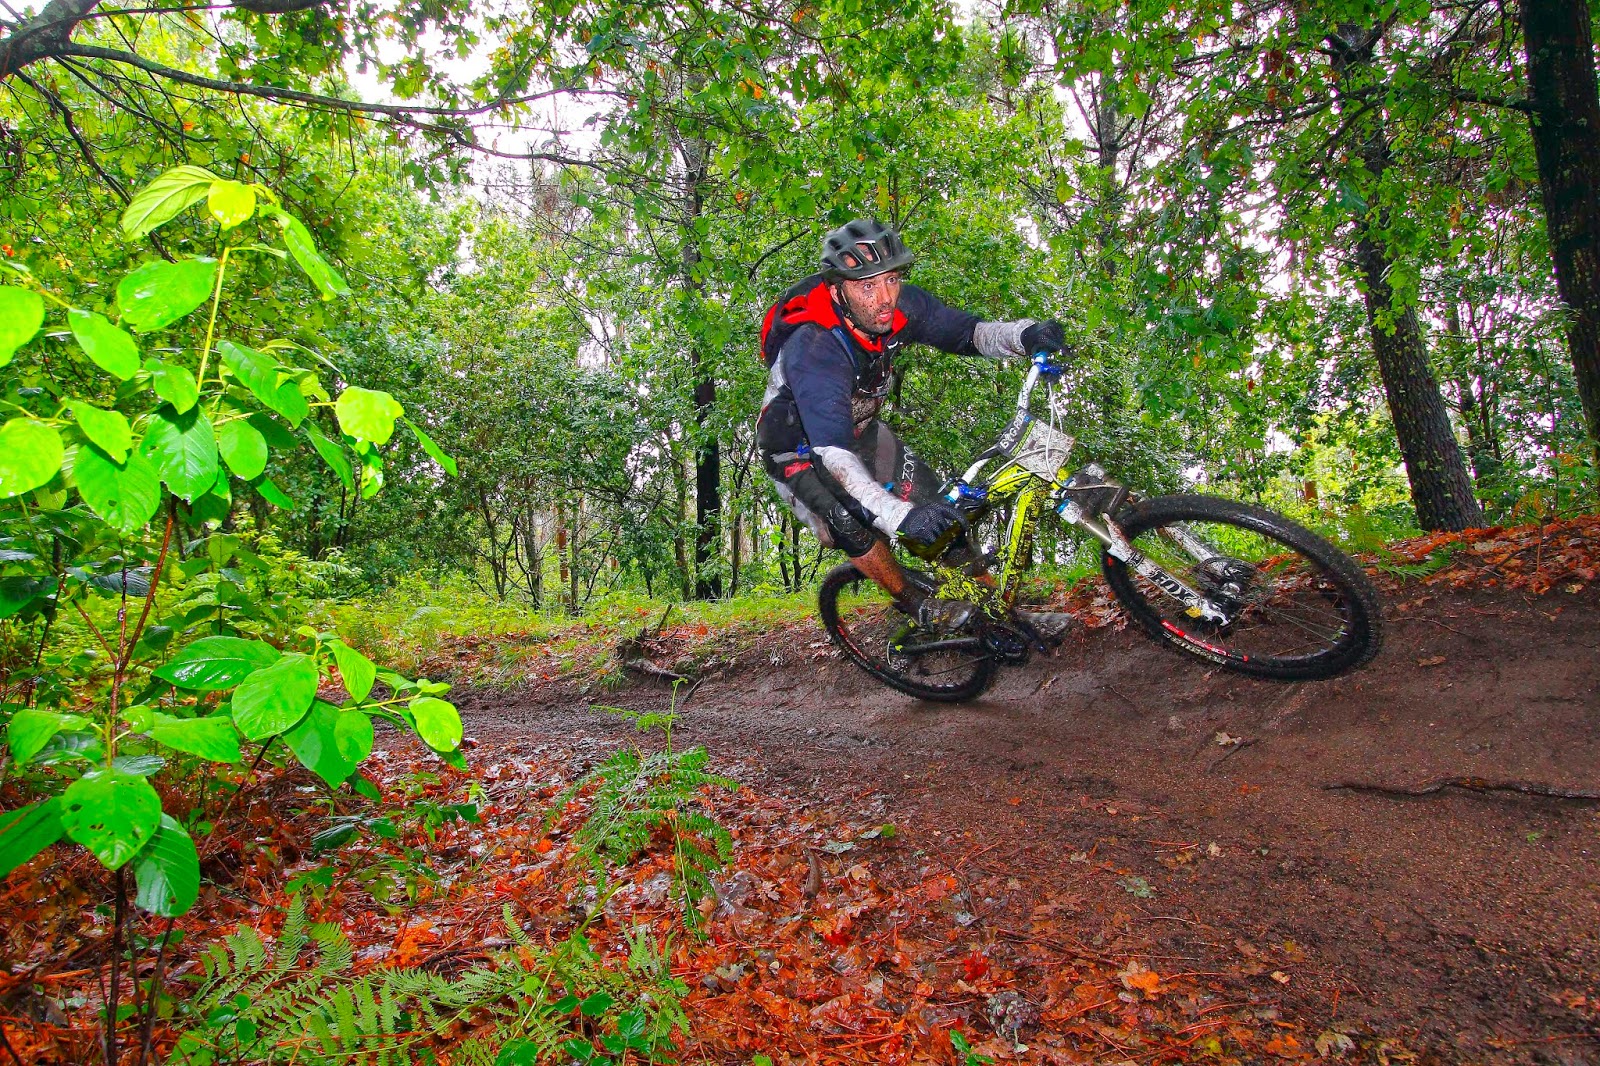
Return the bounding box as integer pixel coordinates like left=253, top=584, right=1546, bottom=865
left=1102, top=496, right=1381, bottom=680
left=818, top=564, right=997, bottom=702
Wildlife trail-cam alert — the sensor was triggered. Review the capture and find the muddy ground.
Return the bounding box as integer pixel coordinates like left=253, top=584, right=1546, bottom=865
left=458, top=584, right=1600, bottom=1064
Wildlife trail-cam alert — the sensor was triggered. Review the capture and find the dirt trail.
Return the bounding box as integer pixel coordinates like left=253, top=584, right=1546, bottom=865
left=459, top=586, right=1600, bottom=1063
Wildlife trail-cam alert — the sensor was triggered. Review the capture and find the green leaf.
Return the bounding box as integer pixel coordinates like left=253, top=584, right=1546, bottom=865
left=143, top=358, right=199, bottom=415
left=335, top=387, right=404, bottom=447
left=117, top=258, right=217, bottom=333
left=207, top=180, right=257, bottom=229
left=74, top=444, right=162, bottom=534
left=218, top=340, right=308, bottom=426
left=255, top=476, right=295, bottom=510
left=305, top=421, right=353, bottom=490
left=404, top=418, right=457, bottom=476
left=231, top=652, right=318, bottom=740
left=0, top=286, right=43, bottom=365
left=285, top=700, right=360, bottom=788
left=8, top=708, right=91, bottom=765
left=152, top=636, right=280, bottom=691
left=67, top=402, right=132, bottom=462
left=68, top=309, right=141, bottom=379
left=121, top=165, right=218, bottom=238
left=133, top=814, right=200, bottom=917
left=0, top=576, right=56, bottom=620
left=0, top=798, right=64, bottom=878
left=408, top=696, right=462, bottom=752
left=495, top=1039, right=540, bottom=1066
left=249, top=411, right=296, bottom=450
left=216, top=419, right=268, bottom=480
left=579, top=991, right=614, bottom=1017
left=140, top=405, right=218, bottom=503
left=329, top=641, right=375, bottom=702
left=335, top=706, right=374, bottom=765
left=0, top=419, right=63, bottom=498
left=147, top=712, right=242, bottom=763
left=60, top=768, right=163, bottom=870
left=273, top=209, right=350, bottom=299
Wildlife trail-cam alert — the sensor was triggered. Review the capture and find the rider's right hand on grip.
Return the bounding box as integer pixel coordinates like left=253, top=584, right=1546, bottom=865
left=897, top=500, right=966, bottom=560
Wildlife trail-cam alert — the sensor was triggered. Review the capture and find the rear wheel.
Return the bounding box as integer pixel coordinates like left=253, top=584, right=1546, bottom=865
left=818, top=563, right=997, bottom=702
left=1100, top=495, right=1382, bottom=681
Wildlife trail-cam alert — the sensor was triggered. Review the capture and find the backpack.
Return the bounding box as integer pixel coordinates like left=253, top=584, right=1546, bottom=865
left=758, top=274, right=833, bottom=367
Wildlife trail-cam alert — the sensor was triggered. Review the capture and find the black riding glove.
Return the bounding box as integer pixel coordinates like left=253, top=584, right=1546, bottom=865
left=1020, top=319, right=1066, bottom=355
left=897, top=500, right=966, bottom=560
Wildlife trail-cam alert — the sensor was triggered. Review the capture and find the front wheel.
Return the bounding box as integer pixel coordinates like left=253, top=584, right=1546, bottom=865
left=1100, top=495, right=1382, bottom=681
left=818, top=563, right=998, bottom=702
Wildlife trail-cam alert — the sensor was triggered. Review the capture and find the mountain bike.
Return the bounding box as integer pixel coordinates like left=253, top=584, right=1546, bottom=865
left=817, top=353, right=1384, bottom=702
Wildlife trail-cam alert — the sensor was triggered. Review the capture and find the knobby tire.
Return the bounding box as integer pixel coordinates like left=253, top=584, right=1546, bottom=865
left=1101, top=494, right=1382, bottom=681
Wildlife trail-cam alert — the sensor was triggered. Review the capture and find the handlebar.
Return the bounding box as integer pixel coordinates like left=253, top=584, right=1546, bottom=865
left=1017, top=349, right=1069, bottom=412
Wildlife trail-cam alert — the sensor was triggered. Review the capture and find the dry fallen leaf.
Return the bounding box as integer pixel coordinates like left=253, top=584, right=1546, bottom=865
left=1416, top=655, right=1446, bottom=667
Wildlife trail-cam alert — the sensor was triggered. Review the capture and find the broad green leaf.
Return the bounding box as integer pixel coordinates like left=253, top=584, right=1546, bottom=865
left=219, top=340, right=308, bottom=425
left=74, top=444, right=162, bottom=533
left=60, top=768, right=163, bottom=870
left=335, top=707, right=374, bottom=765
left=0, top=576, right=56, bottom=620
left=133, top=814, right=200, bottom=917
left=140, top=405, right=217, bottom=503
left=0, top=798, right=64, bottom=878
left=68, top=309, right=141, bottom=379
left=285, top=700, right=359, bottom=788
left=67, top=402, right=132, bottom=462
left=359, top=451, right=383, bottom=498
left=207, top=180, right=256, bottom=229
left=153, top=636, right=280, bottom=691
left=0, top=420, right=64, bottom=498
left=231, top=652, right=318, bottom=740
left=0, top=286, right=43, bottom=365
left=117, top=258, right=217, bottom=333
left=408, top=696, right=462, bottom=752
left=121, top=165, right=218, bottom=238
left=147, top=712, right=242, bottom=764
left=404, top=418, right=457, bottom=476
left=305, top=421, right=353, bottom=490
left=249, top=412, right=297, bottom=450
left=8, top=709, right=92, bottom=765
left=144, top=358, right=199, bottom=414
left=217, top=419, right=268, bottom=480
left=255, top=477, right=295, bottom=510
left=274, top=210, right=350, bottom=299
left=336, top=387, right=403, bottom=447
left=329, top=640, right=375, bottom=702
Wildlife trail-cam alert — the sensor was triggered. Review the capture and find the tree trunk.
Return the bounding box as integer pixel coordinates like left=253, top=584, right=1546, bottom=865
left=1520, top=0, right=1600, bottom=460
left=1331, top=25, right=1485, bottom=531
left=678, top=133, right=722, bottom=600
left=555, top=499, right=571, bottom=614
left=672, top=451, right=691, bottom=600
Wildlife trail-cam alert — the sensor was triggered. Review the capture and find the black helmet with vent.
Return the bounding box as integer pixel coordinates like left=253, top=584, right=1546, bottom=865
left=820, top=219, right=914, bottom=281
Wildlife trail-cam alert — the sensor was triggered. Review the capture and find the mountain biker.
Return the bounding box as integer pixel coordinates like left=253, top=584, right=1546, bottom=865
left=757, top=218, right=1067, bottom=627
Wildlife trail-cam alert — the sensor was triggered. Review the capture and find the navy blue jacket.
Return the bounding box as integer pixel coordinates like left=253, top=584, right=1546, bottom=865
left=757, top=277, right=982, bottom=455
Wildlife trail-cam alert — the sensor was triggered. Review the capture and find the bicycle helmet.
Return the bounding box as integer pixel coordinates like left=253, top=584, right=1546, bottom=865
left=820, top=219, right=914, bottom=281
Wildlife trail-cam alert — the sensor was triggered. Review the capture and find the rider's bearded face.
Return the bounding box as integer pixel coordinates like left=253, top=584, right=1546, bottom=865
left=833, top=271, right=902, bottom=336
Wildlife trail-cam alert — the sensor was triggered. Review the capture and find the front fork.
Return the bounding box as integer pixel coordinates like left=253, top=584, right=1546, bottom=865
left=1055, top=479, right=1233, bottom=625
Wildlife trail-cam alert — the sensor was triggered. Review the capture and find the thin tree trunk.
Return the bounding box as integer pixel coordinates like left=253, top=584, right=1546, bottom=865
left=678, top=133, right=722, bottom=600
left=1330, top=25, right=1485, bottom=531
left=1521, top=0, right=1600, bottom=461
left=555, top=500, right=571, bottom=613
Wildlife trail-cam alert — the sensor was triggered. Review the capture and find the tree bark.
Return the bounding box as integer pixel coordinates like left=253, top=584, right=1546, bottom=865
left=678, top=133, right=723, bottom=600
left=1520, top=0, right=1600, bottom=459
left=1330, top=25, right=1485, bottom=531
